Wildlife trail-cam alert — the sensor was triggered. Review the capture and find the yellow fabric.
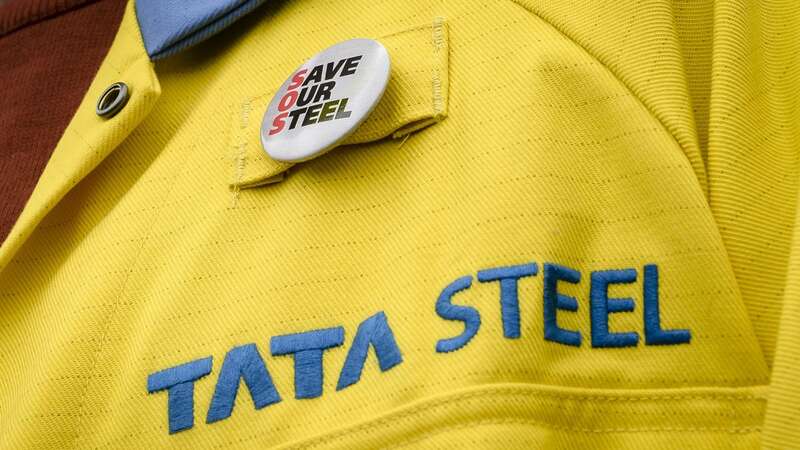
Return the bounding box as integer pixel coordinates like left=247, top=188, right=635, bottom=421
left=0, top=0, right=797, bottom=449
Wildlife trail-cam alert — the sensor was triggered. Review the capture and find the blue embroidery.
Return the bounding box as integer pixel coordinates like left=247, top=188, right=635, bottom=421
left=206, top=344, right=281, bottom=424
left=270, top=327, right=345, bottom=399
left=435, top=275, right=481, bottom=353
left=477, top=263, right=538, bottom=339
left=146, top=259, right=695, bottom=436
left=542, top=263, right=582, bottom=347
left=337, top=312, right=403, bottom=391
left=643, top=264, right=691, bottom=345
left=590, top=269, right=639, bottom=348
left=147, top=357, right=213, bottom=434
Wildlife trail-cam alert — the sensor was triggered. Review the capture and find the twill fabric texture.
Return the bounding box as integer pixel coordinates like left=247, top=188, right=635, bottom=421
left=0, top=0, right=797, bottom=449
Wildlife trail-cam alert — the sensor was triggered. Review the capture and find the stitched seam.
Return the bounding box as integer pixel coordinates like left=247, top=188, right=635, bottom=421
left=231, top=100, right=249, bottom=207
left=349, top=110, right=429, bottom=143
left=431, top=17, right=445, bottom=118
left=231, top=144, right=244, bottom=207
left=69, top=138, right=196, bottom=447
left=280, top=388, right=766, bottom=448
left=388, top=419, right=760, bottom=449
left=214, top=386, right=767, bottom=448
left=506, top=0, right=702, bottom=189
left=390, top=418, right=761, bottom=449
left=270, top=386, right=767, bottom=448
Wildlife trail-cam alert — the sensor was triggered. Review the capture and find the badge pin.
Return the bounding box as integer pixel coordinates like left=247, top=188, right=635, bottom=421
left=260, top=39, right=391, bottom=163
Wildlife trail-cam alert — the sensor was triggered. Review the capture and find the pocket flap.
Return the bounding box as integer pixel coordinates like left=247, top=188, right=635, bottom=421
left=231, top=18, right=449, bottom=189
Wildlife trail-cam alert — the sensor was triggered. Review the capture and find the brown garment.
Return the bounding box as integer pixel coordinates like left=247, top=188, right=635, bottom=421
left=0, top=0, right=127, bottom=245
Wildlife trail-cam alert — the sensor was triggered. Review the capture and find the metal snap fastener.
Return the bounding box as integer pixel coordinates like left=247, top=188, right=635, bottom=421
left=96, top=82, right=129, bottom=118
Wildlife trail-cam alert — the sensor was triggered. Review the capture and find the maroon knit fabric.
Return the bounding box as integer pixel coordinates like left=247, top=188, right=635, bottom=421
left=0, top=0, right=127, bottom=245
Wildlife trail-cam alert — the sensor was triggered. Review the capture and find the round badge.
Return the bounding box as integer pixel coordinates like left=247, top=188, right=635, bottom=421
left=260, top=39, right=391, bottom=162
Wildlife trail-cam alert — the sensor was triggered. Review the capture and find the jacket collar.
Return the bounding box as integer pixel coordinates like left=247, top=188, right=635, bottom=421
left=0, top=0, right=159, bottom=271
left=134, top=0, right=267, bottom=60
left=0, top=0, right=270, bottom=269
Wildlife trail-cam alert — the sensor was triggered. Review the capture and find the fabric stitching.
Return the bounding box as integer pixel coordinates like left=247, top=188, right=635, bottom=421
left=387, top=418, right=760, bottom=449
left=69, top=139, right=199, bottom=446
left=431, top=17, right=445, bottom=118
left=275, top=386, right=766, bottom=449
left=231, top=100, right=249, bottom=208
left=506, top=0, right=703, bottom=192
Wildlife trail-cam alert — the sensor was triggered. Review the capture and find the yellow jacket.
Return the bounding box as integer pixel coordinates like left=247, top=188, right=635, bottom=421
left=0, top=0, right=798, bottom=448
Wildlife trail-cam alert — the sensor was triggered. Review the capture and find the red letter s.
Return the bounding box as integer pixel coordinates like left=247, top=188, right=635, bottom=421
left=269, top=112, right=288, bottom=135
left=287, top=69, right=307, bottom=90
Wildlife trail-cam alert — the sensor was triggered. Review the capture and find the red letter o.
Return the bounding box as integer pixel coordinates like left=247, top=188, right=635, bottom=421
left=278, top=91, right=298, bottom=112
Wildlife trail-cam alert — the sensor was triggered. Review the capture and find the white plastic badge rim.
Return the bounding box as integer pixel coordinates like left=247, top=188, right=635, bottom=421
left=260, top=39, right=391, bottom=163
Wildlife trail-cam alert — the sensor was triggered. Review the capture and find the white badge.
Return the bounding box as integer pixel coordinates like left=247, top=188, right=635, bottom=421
left=260, top=39, right=391, bottom=163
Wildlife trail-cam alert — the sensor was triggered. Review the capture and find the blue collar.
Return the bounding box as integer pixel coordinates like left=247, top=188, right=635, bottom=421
left=134, top=0, right=267, bottom=60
